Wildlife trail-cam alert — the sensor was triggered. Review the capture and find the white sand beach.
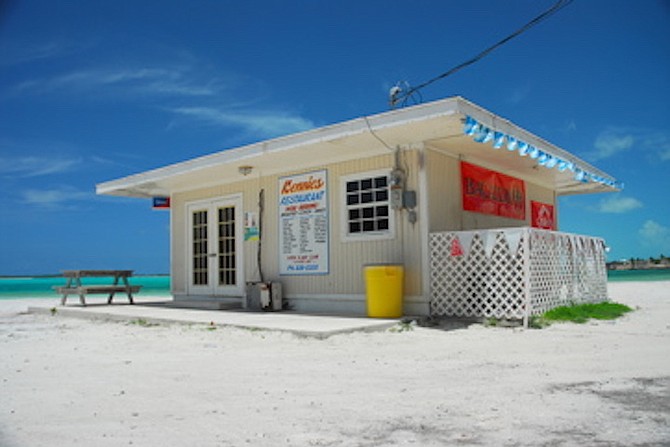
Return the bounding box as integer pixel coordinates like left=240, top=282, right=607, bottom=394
left=1, top=282, right=669, bottom=447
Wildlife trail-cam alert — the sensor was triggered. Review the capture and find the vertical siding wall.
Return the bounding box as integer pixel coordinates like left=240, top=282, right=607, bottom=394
left=425, top=148, right=556, bottom=232
left=426, top=149, right=461, bottom=232
left=171, top=151, right=424, bottom=310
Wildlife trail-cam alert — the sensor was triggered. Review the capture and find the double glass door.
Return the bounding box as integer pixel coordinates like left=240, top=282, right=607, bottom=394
left=187, top=196, right=243, bottom=296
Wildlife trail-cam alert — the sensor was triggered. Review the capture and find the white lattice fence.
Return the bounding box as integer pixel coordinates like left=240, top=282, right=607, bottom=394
left=528, top=230, right=608, bottom=315
left=429, top=228, right=609, bottom=322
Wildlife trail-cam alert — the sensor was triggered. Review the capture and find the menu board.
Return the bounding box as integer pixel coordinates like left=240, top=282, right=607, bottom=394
left=278, top=170, right=329, bottom=275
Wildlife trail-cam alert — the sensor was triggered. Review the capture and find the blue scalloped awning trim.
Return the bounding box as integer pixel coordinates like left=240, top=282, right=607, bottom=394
left=463, top=116, right=621, bottom=189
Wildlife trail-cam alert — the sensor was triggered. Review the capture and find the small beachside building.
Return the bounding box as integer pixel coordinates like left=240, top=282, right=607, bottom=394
left=97, top=97, right=620, bottom=322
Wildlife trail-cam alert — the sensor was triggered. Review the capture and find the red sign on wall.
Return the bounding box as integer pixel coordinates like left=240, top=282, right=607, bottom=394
left=461, top=161, right=526, bottom=220
left=531, top=201, right=555, bottom=230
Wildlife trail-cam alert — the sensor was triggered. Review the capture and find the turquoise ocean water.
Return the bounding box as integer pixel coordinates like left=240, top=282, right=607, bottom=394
left=0, top=275, right=171, bottom=299
left=606, top=269, right=670, bottom=282
left=0, top=270, right=668, bottom=300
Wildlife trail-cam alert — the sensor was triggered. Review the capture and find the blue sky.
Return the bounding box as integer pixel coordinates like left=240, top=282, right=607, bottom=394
left=1, top=0, right=669, bottom=275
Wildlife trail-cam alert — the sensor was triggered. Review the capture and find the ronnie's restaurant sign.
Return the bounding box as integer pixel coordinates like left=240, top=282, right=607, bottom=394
left=278, top=170, right=329, bottom=275
left=461, top=161, right=526, bottom=220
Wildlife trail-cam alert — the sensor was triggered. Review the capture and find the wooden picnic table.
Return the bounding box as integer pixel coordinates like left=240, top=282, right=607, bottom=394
left=54, top=270, right=141, bottom=306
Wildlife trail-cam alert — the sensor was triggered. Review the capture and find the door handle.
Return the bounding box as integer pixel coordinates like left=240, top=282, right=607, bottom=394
left=208, top=253, right=217, bottom=258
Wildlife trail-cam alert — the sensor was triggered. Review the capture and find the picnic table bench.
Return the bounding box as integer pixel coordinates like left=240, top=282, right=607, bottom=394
left=54, top=270, right=141, bottom=306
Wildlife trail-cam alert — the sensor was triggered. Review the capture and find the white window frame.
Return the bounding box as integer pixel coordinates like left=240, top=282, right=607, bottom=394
left=340, top=169, right=395, bottom=242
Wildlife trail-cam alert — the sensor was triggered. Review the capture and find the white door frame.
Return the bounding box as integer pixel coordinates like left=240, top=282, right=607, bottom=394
left=185, top=194, right=244, bottom=297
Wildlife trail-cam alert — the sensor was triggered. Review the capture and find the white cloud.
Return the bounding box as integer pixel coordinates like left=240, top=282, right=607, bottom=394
left=13, top=66, right=219, bottom=98
left=597, top=195, right=643, bottom=214
left=20, top=186, right=91, bottom=208
left=638, top=220, right=670, bottom=251
left=643, top=133, right=670, bottom=161
left=0, top=156, right=82, bottom=178
left=590, top=127, right=670, bottom=162
left=507, top=84, right=531, bottom=105
left=0, top=40, right=89, bottom=66
left=8, top=56, right=314, bottom=140
left=169, top=107, right=315, bottom=138
left=591, top=128, right=634, bottom=161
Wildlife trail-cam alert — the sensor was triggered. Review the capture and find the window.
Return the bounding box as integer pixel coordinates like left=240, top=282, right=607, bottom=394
left=341, top=171, right=394, bottom=241
left=192, top=209, right=209, bottom=285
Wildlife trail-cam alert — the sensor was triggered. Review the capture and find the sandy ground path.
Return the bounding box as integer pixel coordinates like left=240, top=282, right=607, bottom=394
left=1, top=282, right=669, bottom=447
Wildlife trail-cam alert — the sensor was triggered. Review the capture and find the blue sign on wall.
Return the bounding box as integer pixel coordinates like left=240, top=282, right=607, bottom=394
left=152, top=197, right=170, bottom=209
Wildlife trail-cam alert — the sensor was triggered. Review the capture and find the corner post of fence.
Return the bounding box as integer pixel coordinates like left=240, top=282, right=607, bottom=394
left=522, top=228, right=532, bottom=329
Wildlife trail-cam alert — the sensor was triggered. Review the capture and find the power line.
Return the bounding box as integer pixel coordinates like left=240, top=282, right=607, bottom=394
left=390, top=0, right=574, bottom=108
left=363, top=116, right=394, bottom=151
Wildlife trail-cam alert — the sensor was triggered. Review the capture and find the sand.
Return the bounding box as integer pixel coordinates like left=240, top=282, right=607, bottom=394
left=1, top=282, right=669, bottom=447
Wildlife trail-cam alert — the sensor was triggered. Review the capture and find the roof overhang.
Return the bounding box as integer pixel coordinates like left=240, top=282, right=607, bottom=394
left=97, top=96, right=620, bottom=198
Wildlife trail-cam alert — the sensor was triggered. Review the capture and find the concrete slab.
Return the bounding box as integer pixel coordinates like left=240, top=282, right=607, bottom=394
left=27, top=302, right=400, bottom=338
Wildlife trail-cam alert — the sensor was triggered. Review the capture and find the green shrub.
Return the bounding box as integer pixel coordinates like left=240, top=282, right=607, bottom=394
left=541, top=302, right=632, bottom=324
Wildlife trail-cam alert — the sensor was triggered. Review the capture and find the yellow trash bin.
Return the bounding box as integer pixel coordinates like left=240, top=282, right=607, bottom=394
left=365, top=264, right=404, bottom=318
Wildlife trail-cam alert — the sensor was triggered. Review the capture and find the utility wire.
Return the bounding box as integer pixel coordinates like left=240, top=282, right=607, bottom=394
left=390, top=0, right=574, bottom=108
left=363, top=116, right=394, bottom=151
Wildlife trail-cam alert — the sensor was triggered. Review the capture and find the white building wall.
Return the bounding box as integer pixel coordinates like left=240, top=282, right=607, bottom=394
left=171, top=150, right=426, bottom=315
left=169, top=147, right=552, bottom=315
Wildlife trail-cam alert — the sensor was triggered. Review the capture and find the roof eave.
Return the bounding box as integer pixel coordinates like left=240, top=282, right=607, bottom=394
left=96, top=97, right=464, bottom=197
left=96, top=96, right=620, bottom=198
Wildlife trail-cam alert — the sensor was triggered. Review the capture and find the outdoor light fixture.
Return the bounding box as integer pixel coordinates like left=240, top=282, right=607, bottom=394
left=238, top=165, right=253, bottom=176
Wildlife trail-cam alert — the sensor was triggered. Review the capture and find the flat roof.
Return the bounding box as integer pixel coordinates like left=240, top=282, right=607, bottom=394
left=97, top=96, right=619, bottom=198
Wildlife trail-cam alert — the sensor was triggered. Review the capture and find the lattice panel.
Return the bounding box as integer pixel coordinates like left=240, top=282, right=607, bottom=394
left=430, top=228, right=609, bottom=321
left=429, top=231, right=527, bottom=319
left=528, top=230, right=608, bottom=315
